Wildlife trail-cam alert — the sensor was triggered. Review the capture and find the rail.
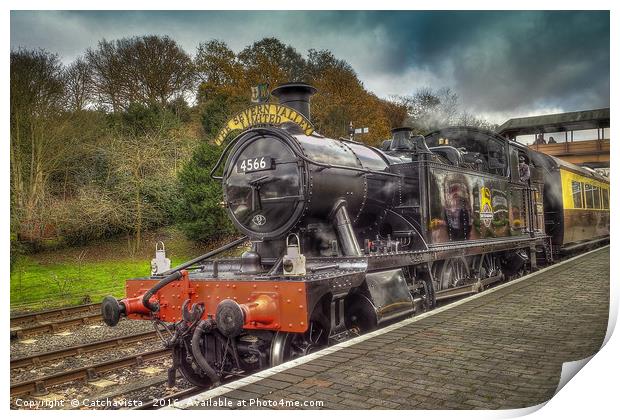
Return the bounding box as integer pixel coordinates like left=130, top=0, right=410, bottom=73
left=10, top=348, right=171, bottom=396
left=11, top=330, right=159, bottom=369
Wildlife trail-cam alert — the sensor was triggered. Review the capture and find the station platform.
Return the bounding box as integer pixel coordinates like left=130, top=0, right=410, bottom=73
left=171, top=246, right=610, bottom=410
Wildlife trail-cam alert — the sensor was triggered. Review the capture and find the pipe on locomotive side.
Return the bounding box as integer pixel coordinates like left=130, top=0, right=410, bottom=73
left=331, top=199, right=362, bottom=256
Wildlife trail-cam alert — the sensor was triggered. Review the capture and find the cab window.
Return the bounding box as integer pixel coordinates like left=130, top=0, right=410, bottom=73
left=572, top=181, right=583, bottom=208
left=487, top=139, right=507, bottom=177
left=425, top=129, right=508, bottom=177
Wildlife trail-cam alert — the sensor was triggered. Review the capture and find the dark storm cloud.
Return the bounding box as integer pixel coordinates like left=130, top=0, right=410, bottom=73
left=316, top=11, right=610, bottom=116
left=10, top=10, right=609, bottom=122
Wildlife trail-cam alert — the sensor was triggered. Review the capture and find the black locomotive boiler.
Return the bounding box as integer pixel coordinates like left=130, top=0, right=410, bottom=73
left=101, top=83, right=609, bottom=388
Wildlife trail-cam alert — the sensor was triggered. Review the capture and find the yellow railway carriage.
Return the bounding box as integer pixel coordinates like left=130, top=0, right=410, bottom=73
left=531, top=152, right=609, bottom=251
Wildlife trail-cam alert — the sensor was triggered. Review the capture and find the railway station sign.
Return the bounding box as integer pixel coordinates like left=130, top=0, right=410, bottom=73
left=215, top=104, right=315, bottom=145
left=251, top=83, right=270, bottom=103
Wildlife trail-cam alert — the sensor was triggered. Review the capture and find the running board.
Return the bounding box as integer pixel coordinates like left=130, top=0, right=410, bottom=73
left=561, top=237, right=609, bottom=254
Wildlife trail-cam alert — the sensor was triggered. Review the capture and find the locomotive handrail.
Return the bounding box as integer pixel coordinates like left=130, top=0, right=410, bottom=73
left=295, top=149, right=404, bottom=178
left=210, top=131, right=247, bottom=180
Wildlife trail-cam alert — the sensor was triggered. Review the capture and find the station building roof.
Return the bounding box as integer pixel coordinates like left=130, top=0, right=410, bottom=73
left=497, top=108, right=609, bottom=137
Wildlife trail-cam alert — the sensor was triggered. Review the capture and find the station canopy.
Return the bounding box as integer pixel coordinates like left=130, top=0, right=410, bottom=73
left=497, top=108, right=609, bottom=138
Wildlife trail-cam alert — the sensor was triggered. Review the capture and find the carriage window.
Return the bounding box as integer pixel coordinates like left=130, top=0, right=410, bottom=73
left=584, top=184, right=595, bottom=209
left=602, top=188, right=609, bottom=209
left=592, top=186, right=601, bottom=209
left=572, top=181, right=583, bottom=208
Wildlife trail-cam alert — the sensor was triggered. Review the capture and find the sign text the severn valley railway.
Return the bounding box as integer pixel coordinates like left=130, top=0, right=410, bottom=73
left=215, top=104, right=315, bottom=145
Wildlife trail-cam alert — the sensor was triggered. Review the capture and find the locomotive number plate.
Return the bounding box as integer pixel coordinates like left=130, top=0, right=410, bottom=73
left=237, top=156, right=274, bottom=173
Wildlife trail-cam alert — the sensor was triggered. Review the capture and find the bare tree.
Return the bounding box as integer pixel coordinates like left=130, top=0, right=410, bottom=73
left=86, top=39, right=125, bottom=111
left=394, top=87, right=461, bottom=133
left=129, top=35, right=195, bottom=105
left=195, top=40, right=241, bottom=88
left=238, top=38, right=307, bottom=88
left=457, top=111, right=498, bottom=131
left=106, top=131, right=181, bottom=253
left=10, top=48, right=71, bottom=241
left=64, top=57, right=93, bottom=111
left=86, top=35, right=194, bottom=110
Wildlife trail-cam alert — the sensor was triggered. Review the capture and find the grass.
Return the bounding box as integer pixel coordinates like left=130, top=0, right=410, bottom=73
left=10, top=227, right=240, bottom=313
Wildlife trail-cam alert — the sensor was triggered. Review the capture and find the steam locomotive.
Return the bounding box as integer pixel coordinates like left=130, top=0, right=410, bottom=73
left=101, top=83, right=609, bottom=388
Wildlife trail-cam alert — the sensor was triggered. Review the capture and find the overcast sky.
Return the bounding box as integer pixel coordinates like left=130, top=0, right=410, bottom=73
left=10, top=10, right=610, bottom=124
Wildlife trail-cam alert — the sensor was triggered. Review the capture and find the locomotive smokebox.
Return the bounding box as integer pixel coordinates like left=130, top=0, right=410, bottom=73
left=222, top=81, right=397, bottom=244
left=271, top=83, right=317, bottom=121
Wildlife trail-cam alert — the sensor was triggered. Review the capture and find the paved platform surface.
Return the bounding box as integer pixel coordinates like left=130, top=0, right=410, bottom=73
left=174, top=247, right=609, bottom=410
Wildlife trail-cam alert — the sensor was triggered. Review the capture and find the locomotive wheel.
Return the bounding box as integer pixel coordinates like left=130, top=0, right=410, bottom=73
left=474, top=253, right=503, bottom=290
left=419, top=276, right=436, bottom=311
left=476, top=254, right=502, bottom=279
left=173, top=342, right=215, bottom=388
left=270, top=317, right=328, bottom=366
left=432, top=257, right=470, bottom=291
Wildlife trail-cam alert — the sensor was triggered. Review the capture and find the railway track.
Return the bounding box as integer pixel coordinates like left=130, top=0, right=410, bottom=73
left=11, top=330, right=159, bottom=369
left=10, top=347, right=171, bottom=397
left=10, top=303, right=104, bottom=339
left=11, top=303, right=102, bottom=326
left=10, top=312, right=104, bottom=339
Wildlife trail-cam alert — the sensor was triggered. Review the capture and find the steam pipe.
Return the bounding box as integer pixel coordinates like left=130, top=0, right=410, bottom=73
left=294, top=142, right=404, bottom=178
left=141, top=271, right=183, bottom=313
left=191, top=320, right=221, bottom=385
left=331, top=199, right=362, bottom=256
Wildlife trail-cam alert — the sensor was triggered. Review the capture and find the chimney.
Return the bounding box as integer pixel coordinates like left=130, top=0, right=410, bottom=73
left=271, top=83, right=317, bottom=121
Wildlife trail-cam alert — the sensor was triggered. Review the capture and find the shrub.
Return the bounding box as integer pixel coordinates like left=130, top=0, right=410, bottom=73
left=176, top=142, right=236, bottom=242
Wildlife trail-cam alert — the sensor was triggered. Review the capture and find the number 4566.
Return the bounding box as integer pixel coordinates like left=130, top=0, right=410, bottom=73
left=240, top=157, right=267, bottom=172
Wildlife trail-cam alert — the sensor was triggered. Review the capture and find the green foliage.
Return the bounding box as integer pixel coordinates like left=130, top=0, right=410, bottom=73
left=167, top=96, right=192, bottom=123
left=176, top=142, right=235, bottom=242
left=198, top=92, right=248, bottom=138
left=200, top=94, right=232, bottom=138
left=107, top=102, right=181, bottom=136
left=10, top=226, right=209, bottom=310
